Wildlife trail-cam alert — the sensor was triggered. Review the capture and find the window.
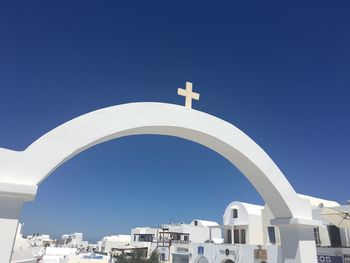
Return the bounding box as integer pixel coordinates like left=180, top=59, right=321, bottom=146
left=313, top=227, right=321, bottom=246
left=194, top=220, right=198, bottom=226
left=134, top=235, right=136, bottom=242
left=328, top=225, right=341, bottom=247
left=268, top=226, right=276, bottom=244
left=184, top=235, right=189, bottom=242
left=240, top=229, right=246, bottom=244
left=232, top=209, right=238, bottom=218
left=139, top=234, right=153, bottom=242
left=160, top=253, right=166, bottom=261
left=170, top=233, right=181, bottom=241
left=234, top=229, right=239, bottom=244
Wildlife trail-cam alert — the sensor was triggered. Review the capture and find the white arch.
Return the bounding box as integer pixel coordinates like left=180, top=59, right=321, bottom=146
left=0, top=102, right=318, bottom=263
left=0, top=102, right=310, bottom=219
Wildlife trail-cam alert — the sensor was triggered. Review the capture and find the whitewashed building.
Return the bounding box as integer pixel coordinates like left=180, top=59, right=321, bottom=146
left=61, top=233, right=89, bottom=249
left=161, top=220, right=222, bottom=244
left=100, top=235, right=131, bottom=253
left=222, top=201, right=264, bottom=245
left=124, top=220, right=223, bottom=262
left=171, top=197, right=350, bottom=263
left=262, top=195, right=350, bottom=248
left=169, top=202, right=269, bottom=263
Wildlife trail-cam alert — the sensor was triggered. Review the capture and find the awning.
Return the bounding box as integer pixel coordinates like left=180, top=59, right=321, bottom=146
left=321, top=206, right=350, bottom=229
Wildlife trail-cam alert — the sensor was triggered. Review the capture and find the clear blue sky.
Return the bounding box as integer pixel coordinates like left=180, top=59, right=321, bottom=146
left=0, top=1, right=349, bottom=242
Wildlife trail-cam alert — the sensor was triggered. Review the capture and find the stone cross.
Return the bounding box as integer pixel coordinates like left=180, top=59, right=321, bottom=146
left=177, top=82, right=200, bottom=109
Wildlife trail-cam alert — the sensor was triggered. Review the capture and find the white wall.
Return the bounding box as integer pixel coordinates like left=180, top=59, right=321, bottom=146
left=130, top=227, right=158, bottom=244
left=262, top=206, right=281, bottom=245
left=247, top=214, right=263, bottom=245
left=101, top=235, right=131, bottom=253
left=223, top=202, right=249, bottom=226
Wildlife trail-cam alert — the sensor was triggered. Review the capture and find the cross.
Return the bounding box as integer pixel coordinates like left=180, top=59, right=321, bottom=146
left=177, top=82, right=200, bottom=109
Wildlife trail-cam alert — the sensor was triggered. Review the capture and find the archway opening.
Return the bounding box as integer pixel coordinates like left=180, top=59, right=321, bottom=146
left=196, top=256, right=209, bottom=263
left=20, top=134, right=261, bottom=241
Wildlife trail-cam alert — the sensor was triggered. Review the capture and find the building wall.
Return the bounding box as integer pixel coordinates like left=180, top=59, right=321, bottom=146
left=223, top=202, right=249, bottom=226
left=311, top=208, right=332, bottom=246
left=261, top=206, right=281, bottom=245
left=131, top=227, right=158, bottom=244
left=103, top=239, right=130, bottom=253
left=183, top=243, right=280, bottom=263
left=263, top=201, right=350, bottom=248
left=222, top=202, right=263, bottom=245
left=247, top=214, right=263, bottom=245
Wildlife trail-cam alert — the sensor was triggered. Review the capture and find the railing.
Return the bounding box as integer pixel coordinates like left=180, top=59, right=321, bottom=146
left=153, top=239, right=190, bottom=246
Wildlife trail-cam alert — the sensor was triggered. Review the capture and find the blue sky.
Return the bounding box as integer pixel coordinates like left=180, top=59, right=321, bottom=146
left=0, top=1, right=349, bottom=242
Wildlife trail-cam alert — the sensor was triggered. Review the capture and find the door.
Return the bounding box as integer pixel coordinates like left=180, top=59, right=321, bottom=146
left=328, top=225, right=342, bottom=247
left=227, top=229, right=232, bottom=244
left=197, top=256, right=209, bottom=263
left=173, top=254, right=189, bottom=263
left=234, top=229, right=239, bottom=244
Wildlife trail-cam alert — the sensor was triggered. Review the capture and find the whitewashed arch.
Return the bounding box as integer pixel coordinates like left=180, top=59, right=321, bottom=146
left=0, top=102, right=318, bottom=263
left=0, top=102, right=310, bottom=219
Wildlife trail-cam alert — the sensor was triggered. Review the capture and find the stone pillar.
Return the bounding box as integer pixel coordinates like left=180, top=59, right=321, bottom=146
left=272, top=218, right=321, bottom=263
left=0, top=183, right=37, bottom=263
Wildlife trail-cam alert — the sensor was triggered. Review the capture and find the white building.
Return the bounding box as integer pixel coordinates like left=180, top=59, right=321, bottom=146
left=34, top=195, right=349, bottom=263
left=26, top=233, right=53, bottom=260
left=125, top=220, right=223, bottom=262
left=262, top=194, right=350, bottom=248
left=27, top=234, right=52, bottom=247
left=169, top=202, right=268, bottom=263
left=182, top=243, right=279, bottom=263
left=222, top=201, right=264, bottom=245
left=100, top=234, right=131, bottom=253
left=161, top=220, right=222, bottom=244
left=61, top=233, right=89, bottom=249
left=42, top=247, right=77, bottom=263
left=170, top=197, right=350, bottom=263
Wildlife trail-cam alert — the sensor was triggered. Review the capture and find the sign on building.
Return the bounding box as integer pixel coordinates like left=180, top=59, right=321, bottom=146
left=198, top=246, right=204, bottom=255
left=219, top=249, right=235, bottom=256
left=83, top=254, right=103, bottom=259
left=317, top=255, right=343, bottom=263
